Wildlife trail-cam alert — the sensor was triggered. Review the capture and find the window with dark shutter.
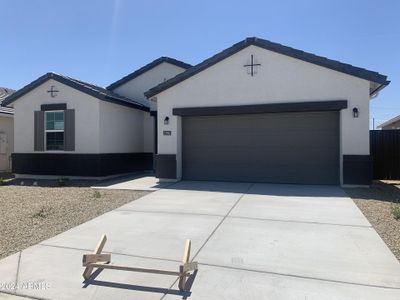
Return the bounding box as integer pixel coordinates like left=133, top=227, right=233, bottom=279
left=45, top=111, right=65, bottom=150
left=64, top=109, right=75, bottom=151
left=34, top=111, right=45, bottom=151
left=35, top=107, right=75, bottom=152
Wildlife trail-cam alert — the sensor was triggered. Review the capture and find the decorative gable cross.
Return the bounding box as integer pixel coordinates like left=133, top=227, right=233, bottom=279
left=47, top=85, right=59, bottom=98
left=244, top=55, right=261, bottom=76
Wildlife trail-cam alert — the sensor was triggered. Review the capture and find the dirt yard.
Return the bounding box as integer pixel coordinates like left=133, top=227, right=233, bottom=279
left=344, top=182, right=400, bottom=261
left=0, top=183, right=149, bottom=259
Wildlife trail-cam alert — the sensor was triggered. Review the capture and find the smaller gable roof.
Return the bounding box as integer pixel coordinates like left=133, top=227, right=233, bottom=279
left=377, top=115, right=400, bottom=129
left=0, top=87, right=15, bottom=115
left=107, top=56, right=192, bottom=90
left=1, top=73, right=149, bottom=112
left=145, top=37, right=389, bottom=98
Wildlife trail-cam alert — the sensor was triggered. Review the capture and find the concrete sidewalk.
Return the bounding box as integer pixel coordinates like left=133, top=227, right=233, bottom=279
left=0, top=182, right=399, bottom=299
left=92, top=174, right=172, bottom=191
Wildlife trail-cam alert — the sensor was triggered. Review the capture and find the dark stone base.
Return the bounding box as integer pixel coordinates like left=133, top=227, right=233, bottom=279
left=155, top=154, right=177, bottom=179
left=343, top=155, right=372, bottom=185
left=12, top=153, right=153, bottom=177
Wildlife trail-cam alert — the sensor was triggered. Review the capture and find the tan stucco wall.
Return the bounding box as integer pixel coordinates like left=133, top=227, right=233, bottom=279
left=13, top=79, right=101, bottom=153
left=112, top=61, right=188, bottom=153
left=98, top=100, right=148, bottom=153
left=0, top=114, right=13, bottom=171
left=13, top=78, right=151, bottom=155
left=113, top=62, right=188, bottom=107
left=382, top=120, right=400, bottom=130
left=155, top=45, right=371, bottom=183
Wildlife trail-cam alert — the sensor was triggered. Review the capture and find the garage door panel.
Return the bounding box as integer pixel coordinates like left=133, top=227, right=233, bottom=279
left=187, top=130, right=337, bottom=149
left=184, top=148, right=337, bottom=165
left=184, top=163, right=338, bottom=184
left=182, top=111, right=339, bottom=184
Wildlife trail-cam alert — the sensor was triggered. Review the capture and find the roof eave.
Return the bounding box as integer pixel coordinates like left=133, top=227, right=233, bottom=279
left=145, top=37, right=389, bottom=99
left=103, top=95, right=149, bottom=112
left=370, top=80, right=390, bottom=96
left=2, top=72, right=150, bottom=112
left=107, top=57, right=192, bottom=90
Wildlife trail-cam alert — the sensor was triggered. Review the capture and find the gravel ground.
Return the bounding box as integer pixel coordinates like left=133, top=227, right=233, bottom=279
left=0, top=185, right=149, bottom=259
left=344, top=182, right=400, bottom=261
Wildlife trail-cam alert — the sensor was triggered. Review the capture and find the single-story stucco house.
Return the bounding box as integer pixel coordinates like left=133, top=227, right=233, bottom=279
left=1, top=37, right=389, bottom=185
left=377, top=115, right=400, bottom=130
left=0, top=87, right=15, bottom=172
left=1, top=57, right=190, bottom=177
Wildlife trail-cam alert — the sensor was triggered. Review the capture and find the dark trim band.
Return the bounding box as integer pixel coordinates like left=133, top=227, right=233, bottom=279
left=41, top=103, right=67, bottom=111
left=343, top=155, right=372, bottom=185
left=173, top=100, right=348, bottom=117
left=155, top=154, right=176, bottom=179
left=12, top=153, right=153, bottom=177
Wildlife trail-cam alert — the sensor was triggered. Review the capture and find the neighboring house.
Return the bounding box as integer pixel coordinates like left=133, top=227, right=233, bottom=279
left=0, top=87, right=15, bottom=172
left=377, top=115, right=400, bottom=130
left=145, top=37, right=389, bottom=186
left=1, top=37, right=389, bottom=185
left=1, top=57, right=190, bottom=178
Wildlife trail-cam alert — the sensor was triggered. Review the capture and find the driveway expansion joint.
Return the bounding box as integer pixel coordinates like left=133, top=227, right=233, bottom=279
left=159, top=183, right=255, bottom=300
left=191, top=183, right=254, bottom=261
left=38, top=243, right=183, bottom=263
left=0, top=290, right=45, bottom=300
left=114, top=208, right=225, bottom=218
left=197, top=262, right=400, bottom=290
left=14, top=251, right=22, bottom=294
left=227, top=215, right=372, bottom=228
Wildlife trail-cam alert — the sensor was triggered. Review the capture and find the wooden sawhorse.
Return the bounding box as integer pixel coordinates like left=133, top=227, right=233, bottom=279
left=82, top=234, right=198, bottom=291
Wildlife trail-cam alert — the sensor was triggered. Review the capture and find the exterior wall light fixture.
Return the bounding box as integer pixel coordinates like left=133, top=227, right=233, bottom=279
left=164, top=116, right=170, bottom=125
left=353, top=107, right=359, bottom=118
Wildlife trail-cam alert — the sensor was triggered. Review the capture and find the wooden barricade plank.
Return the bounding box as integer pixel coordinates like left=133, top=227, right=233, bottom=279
left=82, top=236, right=198, bottom=292
left=82, top=234, right=107, bottom=280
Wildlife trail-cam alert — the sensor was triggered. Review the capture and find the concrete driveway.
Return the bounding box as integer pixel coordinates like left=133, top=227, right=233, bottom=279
left=0, top=181, right=399, bottom=299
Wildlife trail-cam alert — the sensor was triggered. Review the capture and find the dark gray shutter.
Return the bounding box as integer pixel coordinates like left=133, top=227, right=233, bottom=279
left=34, top=111, right=45, bottom=151
left=64, top=109, right=75, bottom=151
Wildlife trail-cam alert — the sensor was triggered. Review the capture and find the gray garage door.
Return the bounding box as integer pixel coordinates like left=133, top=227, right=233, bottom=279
left=182, top=111, right=339, bottom=184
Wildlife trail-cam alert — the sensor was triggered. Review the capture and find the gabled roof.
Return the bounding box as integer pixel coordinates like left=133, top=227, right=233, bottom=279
left=145, top=37, right=389, bottom=98
left=377, top=115, right=400, bottom=129
left=0, top=87, right=15, bottom=115
left=1, top=72, right=149, bottom=111
left=107, top=56, right=192, bottom=90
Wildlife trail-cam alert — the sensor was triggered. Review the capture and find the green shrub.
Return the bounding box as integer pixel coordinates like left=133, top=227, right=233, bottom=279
left=392, top=203, right=400, bottom=220
left=0, top=177, right=4, bottom=186
left=93, top=190, right=101, bottom=198
left=57, top=178, right=68, bottom=187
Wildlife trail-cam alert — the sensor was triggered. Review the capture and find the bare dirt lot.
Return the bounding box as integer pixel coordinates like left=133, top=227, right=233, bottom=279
left=344, top=182, right=400, bottom=261
left=0, top=183, right=149, bottom=259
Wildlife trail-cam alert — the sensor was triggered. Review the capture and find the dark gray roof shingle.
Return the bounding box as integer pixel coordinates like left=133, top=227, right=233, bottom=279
left=145, top=37, right=389, bottom=98
left=107, top=56, right=192, bottom=90
left=1, top=73, right=149, bottom=111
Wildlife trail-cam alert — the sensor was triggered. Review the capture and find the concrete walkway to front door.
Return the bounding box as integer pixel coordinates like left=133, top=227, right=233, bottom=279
left=0, top=181, right=399, bottom=299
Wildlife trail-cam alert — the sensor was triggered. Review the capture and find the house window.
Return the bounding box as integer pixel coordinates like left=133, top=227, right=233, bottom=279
left=45, top=111, right=64, bottom=150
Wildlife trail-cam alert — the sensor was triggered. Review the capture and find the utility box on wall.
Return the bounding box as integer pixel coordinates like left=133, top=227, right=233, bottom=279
left=0, top=133, right=7, bottom=154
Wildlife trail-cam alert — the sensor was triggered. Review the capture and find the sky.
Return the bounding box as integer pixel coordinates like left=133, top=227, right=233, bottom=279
left=1, top=0, right=399, bottom=128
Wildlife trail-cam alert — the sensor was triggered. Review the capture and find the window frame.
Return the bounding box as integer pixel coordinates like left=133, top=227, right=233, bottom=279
left=44, top=110, right=65, bottom=152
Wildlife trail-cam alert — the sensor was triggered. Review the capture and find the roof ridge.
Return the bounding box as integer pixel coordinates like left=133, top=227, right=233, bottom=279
left=250, top=37, right=387, bottom=80
left=377, top=115, right=400, bottom=128
left=145, top=37, right=389, bottom=98
left=1, top=72, right=149, bottom=112
left=107, top=56, right=192, bottom=90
